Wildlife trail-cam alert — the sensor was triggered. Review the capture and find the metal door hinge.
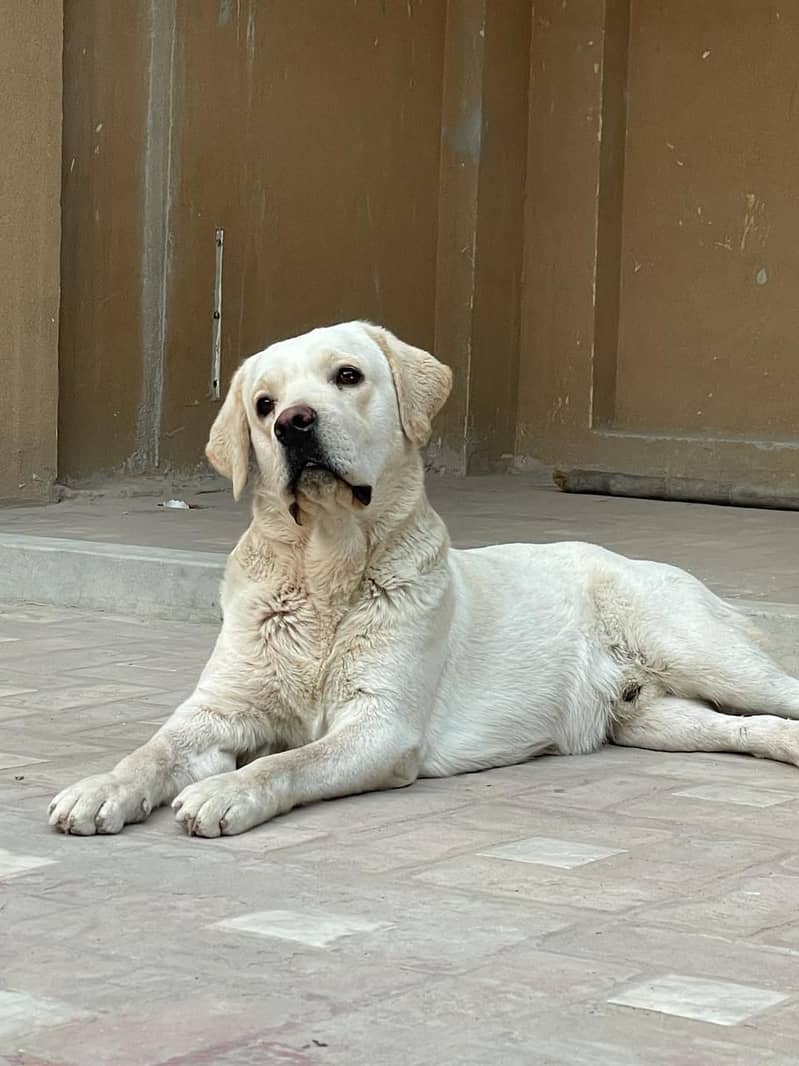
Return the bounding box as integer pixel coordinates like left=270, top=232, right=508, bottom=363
left=210, top=228, right=224, bottom=399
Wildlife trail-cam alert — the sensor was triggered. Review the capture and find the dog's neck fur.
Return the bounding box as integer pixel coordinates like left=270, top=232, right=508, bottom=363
left=234, top=448, right=449, bottom=605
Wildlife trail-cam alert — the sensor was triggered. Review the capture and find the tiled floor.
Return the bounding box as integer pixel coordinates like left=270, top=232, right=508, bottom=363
left=3, top=603, right=799, bottom=1063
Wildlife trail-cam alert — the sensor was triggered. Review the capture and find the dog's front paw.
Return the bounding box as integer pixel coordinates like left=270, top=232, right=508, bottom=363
left=48, top=774, right=151, bottom=835
left=172, top=773, right=274, bottom=837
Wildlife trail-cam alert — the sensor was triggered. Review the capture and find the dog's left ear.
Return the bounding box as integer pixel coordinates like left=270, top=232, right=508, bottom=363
left=364, top=324, right=452, bottom=446
left=206, top=364, right=250, bottom=500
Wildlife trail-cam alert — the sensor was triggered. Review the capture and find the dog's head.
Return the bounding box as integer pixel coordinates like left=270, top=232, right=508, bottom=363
left=206, top=322, right=452, bottom=518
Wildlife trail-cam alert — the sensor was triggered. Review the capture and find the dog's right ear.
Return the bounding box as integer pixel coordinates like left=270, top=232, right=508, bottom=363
left=206, top=364, right=250, bottom=500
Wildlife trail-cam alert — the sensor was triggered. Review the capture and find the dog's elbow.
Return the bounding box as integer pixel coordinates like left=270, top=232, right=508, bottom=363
left=384, top=739, right=423, bottom=788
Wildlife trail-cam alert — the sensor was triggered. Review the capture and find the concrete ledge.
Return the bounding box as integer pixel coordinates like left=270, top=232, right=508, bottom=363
left=0, top=533, right=224, bottom=621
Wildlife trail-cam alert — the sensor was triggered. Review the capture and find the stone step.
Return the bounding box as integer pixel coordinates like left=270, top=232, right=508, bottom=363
left=0, top=532, right=223, bottom=622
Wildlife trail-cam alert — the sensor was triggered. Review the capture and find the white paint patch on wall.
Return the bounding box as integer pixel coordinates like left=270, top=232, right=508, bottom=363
left=445, top=105, right=483, bottom=163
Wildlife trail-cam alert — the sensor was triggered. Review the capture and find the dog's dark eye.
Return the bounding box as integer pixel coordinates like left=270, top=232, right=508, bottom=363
left=255, top=396, right=274, bottom=418
left=335, top=366, right=363, bottom=388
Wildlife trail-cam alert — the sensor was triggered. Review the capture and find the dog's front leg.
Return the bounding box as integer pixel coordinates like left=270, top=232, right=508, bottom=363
left=172, top=702, right=421, bottom=837
left=48, top=692, right=270, bottom=836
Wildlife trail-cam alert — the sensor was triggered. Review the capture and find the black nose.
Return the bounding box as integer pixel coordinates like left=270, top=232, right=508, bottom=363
left=274, top=404, right=318, bottom=446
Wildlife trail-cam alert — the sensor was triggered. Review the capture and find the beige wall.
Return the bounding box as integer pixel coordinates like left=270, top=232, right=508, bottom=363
left=517, top=0, right=799, bottom=496
left=58, top=0, right=532, bottom=483
left=0, top=0, right=62, bottom=503
left=53, top=1, right=799, bottom=496
left=59, top=0, right=448, bottom=481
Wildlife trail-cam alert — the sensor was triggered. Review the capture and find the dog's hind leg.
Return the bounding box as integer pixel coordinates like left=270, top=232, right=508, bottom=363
left=648, top=599, right=799, bottom=721
left=612, top=695, right=799, bottom=767
left=678, top=639, right=799, bottom=721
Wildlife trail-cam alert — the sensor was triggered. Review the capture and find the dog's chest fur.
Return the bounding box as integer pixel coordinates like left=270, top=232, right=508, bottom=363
left=256, top=585, right=343, bottom=711
left=230, top=531, right=370, bottom=744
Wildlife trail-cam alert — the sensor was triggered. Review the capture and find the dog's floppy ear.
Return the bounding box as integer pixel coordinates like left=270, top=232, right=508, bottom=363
left=364, top=324, right=452, bottom=446
left=206, top=364, right=250, bottom=500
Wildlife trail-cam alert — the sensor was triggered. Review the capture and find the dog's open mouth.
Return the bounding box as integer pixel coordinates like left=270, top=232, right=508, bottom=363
left=288, top=460, right=372, bottom=524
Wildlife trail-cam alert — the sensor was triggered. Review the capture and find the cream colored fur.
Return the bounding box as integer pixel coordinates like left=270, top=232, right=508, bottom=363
left=49, top=322, right=799, bottom=837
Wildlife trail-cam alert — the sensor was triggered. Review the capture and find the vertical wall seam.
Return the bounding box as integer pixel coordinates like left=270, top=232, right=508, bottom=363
left=462, top=5, right=487, bottom=467
left=156, top=11, right=176, bottom=467
left=137, top=0, right=176, bottom=470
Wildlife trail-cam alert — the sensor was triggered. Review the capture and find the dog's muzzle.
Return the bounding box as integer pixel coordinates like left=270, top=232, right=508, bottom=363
left=274, top=405, right=372, bottom=522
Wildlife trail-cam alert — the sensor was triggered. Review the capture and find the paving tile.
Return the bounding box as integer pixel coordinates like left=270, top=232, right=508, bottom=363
left=0, top=682, right=162, bottom=712
left=0, top=754, right=46, bottom=771
left=0, top=685, right=37, bottom=699
left=114, top=686, right=194, bottom=708
left=413, top=853, right=674, bottom=913
left=632, top=750, right=799, bottom=786
left=606, top=792, right=799, bottom=842
left=0, top=647, right=153, bottom=672
left=0, top=705, right=42, bottom=724
left=282, top=785, right=474, bottom=832
left=0, top=634, right=97, bottom=657
left=479, top=835, right=626, bottom=869
left=672, top=783, right=796, bottom=807
left=136, top=714, right=171, bottom=727
left=0, top=608, right=67, bottom=625
left=415, top=760, right=552, bottom=796
left=542, top=920, right=799, bottom=993
left=213, top=908, right=393, bottom=948
left=16, top=995, right=302, bottom=1066
left=191, top=823, right=328, bottom=855
left=518, top=771, right=694, bottom=812
left=608, top=973, right=789, bottom=1026
left=169, top=1025, right=537, bottom=1066
left=513, top=1004, right=799, bottom=1065
left=0, top=727, right=110, bottom=758
left=592, top=834, right=786, bottom=886
left=0, top=700, right=169, bottom=734
left=445, top=800, right=672, bottom=849
left=0, top=848, right=57, bottom=879
left=282, top=820, right=505, bottom=874
left=2, top=755, right=124, bottom=794
left=633, top=873, right=799, bottom=939
left=437, top=946, right=641, bottom=1010
left=65, top=662, right=197, bottom=686
left=70, top=721, right=163, bottom=748
left=0, top=672, right=49, bottom=690
left=0, top=989, right=89, bottom=1040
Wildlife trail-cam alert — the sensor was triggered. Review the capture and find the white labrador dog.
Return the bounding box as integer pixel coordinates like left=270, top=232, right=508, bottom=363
left=49, top=322, right=799, bottom=837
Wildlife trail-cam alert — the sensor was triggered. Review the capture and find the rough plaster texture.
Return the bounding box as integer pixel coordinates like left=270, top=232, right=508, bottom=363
left=0, top=0, right=62, bottom=503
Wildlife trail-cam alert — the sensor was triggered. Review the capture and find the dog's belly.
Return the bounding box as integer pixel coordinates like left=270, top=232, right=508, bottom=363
left=419, top=541, right=665, bottom=776
left=420, top=644, right=618, bottom=776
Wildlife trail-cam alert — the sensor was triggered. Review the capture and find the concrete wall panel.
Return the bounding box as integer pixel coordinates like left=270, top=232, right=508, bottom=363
left=1, top=0, right=62, bottom=502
